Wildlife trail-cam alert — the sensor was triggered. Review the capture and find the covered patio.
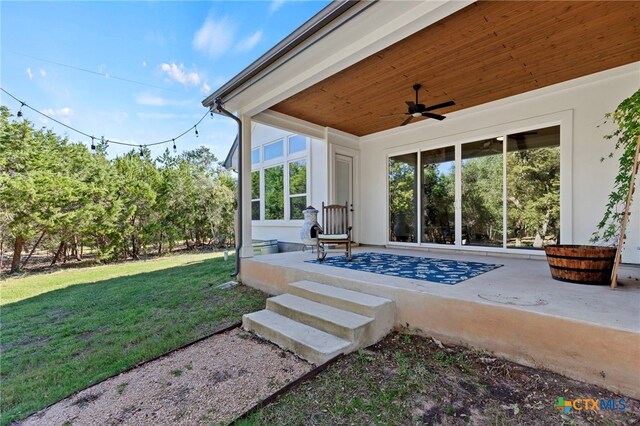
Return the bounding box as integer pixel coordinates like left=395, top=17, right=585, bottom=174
left=203, top=0, right=640, bottom=401
left=241, top=247, right=640, bottom=398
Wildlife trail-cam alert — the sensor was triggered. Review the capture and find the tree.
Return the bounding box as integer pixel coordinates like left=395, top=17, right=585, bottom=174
left=1, top=104, right=238, bottom=272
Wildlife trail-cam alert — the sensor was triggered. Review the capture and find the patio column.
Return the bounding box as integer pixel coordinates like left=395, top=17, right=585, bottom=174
left=239, top=114, right=253, bottom=259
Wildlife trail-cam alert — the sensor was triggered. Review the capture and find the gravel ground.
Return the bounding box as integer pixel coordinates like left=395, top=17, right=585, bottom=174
left=20, top=328, right=312, bottom=426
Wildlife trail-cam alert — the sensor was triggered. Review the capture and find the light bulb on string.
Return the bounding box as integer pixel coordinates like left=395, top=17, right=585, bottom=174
left=0, top=89, right=213, bottom=157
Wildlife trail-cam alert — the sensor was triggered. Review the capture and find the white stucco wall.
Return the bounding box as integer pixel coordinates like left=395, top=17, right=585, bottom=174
left=357, top=63, right=640, bottom=263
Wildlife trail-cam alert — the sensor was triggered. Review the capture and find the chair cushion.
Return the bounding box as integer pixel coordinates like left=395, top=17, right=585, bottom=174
left=318, top=234, right=349, bottom=240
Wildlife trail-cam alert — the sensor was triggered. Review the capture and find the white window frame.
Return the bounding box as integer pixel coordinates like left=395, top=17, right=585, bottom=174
left=251, top=133, right=310, bottom=223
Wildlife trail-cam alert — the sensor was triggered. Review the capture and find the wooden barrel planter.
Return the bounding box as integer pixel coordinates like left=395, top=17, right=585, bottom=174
left=544, top=245, right=616, bottom=285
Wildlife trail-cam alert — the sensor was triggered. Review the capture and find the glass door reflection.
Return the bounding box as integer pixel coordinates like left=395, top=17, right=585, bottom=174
left=421, top=146, right=455, bottom=244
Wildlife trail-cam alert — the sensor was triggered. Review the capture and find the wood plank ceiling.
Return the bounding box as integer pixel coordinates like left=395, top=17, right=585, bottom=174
left=271, top=1, right=640, bottom=137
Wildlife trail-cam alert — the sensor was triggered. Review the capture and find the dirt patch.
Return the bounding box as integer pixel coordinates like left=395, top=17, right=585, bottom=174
left=21, top=328, right=312, bottom=425
left=245, top=333, right=640, bottom=425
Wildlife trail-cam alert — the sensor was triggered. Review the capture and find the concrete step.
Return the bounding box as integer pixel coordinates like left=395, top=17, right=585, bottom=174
left=242, top=309, right=350, bottom=365
left=267, top=293, right=372, bottom=341
left=289, top=280, right=394, bottom=318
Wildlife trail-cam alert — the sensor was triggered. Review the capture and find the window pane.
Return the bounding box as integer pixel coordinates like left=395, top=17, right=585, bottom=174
left=264, top=140, right=283, bottom=161
left=290, top=196, right=307, bottom=220
left=289, top=135, right=307, bottom=154
left=421, top=147, right=455, bottom=244
left=389, top=153, right=417, bottom=242
left=462, top=139, right=503, bottom=247
left=251, top=200, right=260, bottom=220
left=251, top=170, right=260, bottom=200
left=506, top=126, right=560, bottom=249
left=264, top=165, right=284, bottom=220
left=289, top=159, right=307, bottom=195
left=251, top=148, right=260, bottom=165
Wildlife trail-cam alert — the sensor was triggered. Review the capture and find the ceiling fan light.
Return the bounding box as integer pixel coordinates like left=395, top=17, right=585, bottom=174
left=412, top=112, right=422, bottom=117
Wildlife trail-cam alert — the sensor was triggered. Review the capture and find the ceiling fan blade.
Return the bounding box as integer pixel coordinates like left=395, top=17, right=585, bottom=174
left=424, top=100, right=455, bottom=112
left=422, top=112, right=446, bottom=121
left=400, top=116, right=414, bottom=126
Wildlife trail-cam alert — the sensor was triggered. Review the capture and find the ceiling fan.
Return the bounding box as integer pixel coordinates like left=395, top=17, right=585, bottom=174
left=400, top=84, right=455, bottom=126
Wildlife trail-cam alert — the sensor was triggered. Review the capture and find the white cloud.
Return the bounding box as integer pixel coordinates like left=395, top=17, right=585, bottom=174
left=200, top=82, right=211, bottom=95
left=43, top=107, right=73, bottom=117
left=236, top=30, right=262, bottom=52
left=26, top=68, right=33, bottom=80
left=134, top=93, right=191, bottom=107
left=42, top=107, right=73, bottom=125
left=142, top=61, right=147, bottom=67
left=39, top=69, right=47, bottom=77
left=193, top=16, right=235, bottom=58
left=270, top=0, right=285, bottom=13
left=160, top=62, right=202, bottom=87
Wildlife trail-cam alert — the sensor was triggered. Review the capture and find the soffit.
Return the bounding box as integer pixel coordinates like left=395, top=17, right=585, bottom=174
left=271, top=1, right=640, bottom=137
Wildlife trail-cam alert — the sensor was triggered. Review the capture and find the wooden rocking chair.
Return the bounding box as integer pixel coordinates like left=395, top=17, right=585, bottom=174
left=317, top=201, right=352, bottom=261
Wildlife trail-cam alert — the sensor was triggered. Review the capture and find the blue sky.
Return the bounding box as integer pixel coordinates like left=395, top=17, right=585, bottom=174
left=0, top=0, right=329, bottom=160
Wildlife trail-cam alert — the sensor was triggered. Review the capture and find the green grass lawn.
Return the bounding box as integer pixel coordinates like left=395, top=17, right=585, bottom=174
left=0, top=252, right=268, bottom=425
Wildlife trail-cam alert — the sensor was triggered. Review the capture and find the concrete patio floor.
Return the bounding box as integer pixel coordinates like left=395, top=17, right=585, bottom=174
left=239, top=246, right=640, bottom=398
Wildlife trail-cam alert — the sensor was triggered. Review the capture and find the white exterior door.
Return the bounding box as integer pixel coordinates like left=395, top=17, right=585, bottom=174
left=334, top=153, right=354, bottom=238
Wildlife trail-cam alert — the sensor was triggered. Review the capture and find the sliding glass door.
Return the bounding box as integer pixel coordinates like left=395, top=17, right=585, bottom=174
left=461, top=138, right=504, bottom=247
left=506, top=126, right=560, bottom=248
left=388, top=153, right=417, bottom=242
left=421, top=147, right=455, bottom=244
left=388, top=125, right=560, bottom=251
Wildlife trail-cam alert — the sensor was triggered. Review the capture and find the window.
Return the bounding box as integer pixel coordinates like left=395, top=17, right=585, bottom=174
left=388, top=153, right=417, bottom=242
left=289, top=159, right=307, bottom=220
left=264, top=139, right=284, bottom=161
left=251, top=171, right=260, bottom=220
left=289, top=135, right=306, bottom=154
left=264, top=165, right=284, bottom=220
left=252, top=133, right=309, bottom=221
left=388, top=125, right=560, bottom=250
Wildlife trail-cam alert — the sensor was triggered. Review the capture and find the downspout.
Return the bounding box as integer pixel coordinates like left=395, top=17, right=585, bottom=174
left=214, top=98, right=242, bottom=278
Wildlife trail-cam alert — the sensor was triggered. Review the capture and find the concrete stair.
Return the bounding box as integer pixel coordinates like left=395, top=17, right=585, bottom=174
left=242, top=280, right=395, bottom=364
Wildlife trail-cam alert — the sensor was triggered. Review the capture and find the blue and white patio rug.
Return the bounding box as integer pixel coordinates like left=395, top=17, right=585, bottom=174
left=306, top=252, right=502, bottom=285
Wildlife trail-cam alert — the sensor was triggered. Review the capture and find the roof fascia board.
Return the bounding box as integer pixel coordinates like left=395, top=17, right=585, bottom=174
left=214, top=0, right=475, bottom=116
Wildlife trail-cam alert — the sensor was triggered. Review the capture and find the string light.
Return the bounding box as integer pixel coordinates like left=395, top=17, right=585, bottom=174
left=1, top=87, right=208, bottom=153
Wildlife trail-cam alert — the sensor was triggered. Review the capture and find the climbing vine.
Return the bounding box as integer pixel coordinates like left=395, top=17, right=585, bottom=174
left=592, top=89, right=640, bottom=245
